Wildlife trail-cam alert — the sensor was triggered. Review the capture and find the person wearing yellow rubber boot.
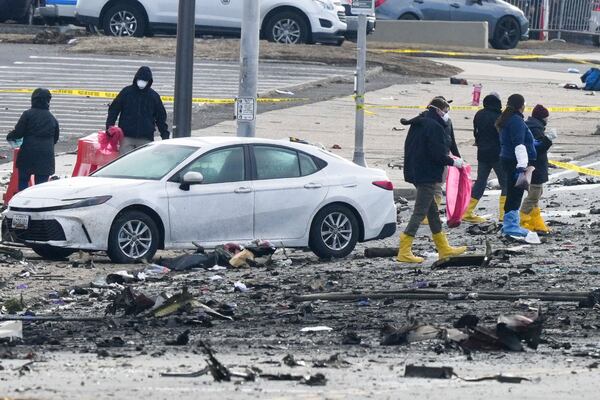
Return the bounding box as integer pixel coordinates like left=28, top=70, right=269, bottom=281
left=397, top=97, right=467, bottom=263
left=521, top=105, right=554, bottom=233
left=468, top=93, right=507, bottom=223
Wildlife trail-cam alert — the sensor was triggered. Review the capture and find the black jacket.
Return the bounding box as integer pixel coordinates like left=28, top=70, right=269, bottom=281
left=7, top=88, right=59, bottom=175
left=473, top=95, right=502, bottom=163
left=106, top=66, right=169, bottom=141
left=402, top=108, right=454, bottom=185
left=525, top=116, right=552, bottom=184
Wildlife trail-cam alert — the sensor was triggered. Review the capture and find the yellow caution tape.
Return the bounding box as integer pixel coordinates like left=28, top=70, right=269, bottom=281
left=363, top=103, right=600, bottom=113
left=549, top=160, right=600, bottom=177
left=0, top=88, right=301, bottom=104
left=376, top=49, right=600, bottom=66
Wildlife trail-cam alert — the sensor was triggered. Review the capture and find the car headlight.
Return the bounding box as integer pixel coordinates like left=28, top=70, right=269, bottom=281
left=59, top=195, right=113, bottom=210
left=313, top=0, right=335, bottom=11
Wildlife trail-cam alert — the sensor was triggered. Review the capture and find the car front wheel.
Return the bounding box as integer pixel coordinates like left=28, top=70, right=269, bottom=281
left=309, top=204, right=359, bottom=259
left=31, top=245, right=75, bottom=261
left=107, top=210, right=159, bottom=263
left=102, top=3, right=147, bottom=37
left=492, top=16, right=520, bottom=50
left=265, top=11, right=309, bottom=44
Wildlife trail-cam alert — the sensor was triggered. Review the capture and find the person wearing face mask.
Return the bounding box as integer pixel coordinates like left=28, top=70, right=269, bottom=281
left=495, top=93, right=537, bottom=238
left=397, top=97, right=468, bottom=263
left=521, top=104, right=554, bottom=233
left=6, top=88, right=59, bottom=192
left=421, top=96, right=460, bottom=225
left=106, top=66, right=170, bottom=154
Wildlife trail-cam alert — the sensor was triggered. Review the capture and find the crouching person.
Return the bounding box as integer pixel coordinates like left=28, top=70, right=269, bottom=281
left=397, top=97, right=467, bottom=263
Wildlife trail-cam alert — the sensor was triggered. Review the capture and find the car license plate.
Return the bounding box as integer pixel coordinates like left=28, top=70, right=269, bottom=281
left=11, top=214, right=29, bottom=230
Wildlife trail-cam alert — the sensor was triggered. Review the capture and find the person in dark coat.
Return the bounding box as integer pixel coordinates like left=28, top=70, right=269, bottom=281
left=106, top=66, right=170, bottom=154
left=397, top=97, right=468, bottom=264
left=422, top=96, right=461, bottom=225
left=465, top=93, right=507, bottom=223
left=7, top=88, right=59, bottom=192
left=521, top=104, right=554, bottom=233
left=496, top=93, right=537, bottom=239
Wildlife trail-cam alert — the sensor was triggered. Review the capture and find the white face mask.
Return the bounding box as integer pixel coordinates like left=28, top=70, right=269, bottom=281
left=137, top=80, right=148, bottom=89
left=442, top=112, right=450, bottom=122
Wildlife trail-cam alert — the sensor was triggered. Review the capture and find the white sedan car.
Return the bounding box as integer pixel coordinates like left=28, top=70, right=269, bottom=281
left=2, top=137, right=396, bottom=263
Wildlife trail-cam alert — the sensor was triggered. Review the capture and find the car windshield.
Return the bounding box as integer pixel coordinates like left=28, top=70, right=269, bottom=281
left=93, top=144, right=198, bottom=180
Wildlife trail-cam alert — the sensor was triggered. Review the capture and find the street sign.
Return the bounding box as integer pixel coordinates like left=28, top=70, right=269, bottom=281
left=235, top=97, right=256, bottom=121
left=351, top=0, right=374, bottom=15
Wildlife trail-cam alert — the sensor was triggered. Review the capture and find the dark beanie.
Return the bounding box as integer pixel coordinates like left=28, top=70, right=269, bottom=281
left=506, top=93, right=525, bottom=110
left=532, top=104, right=549, bottom=120
left=429, top=97, right=450, bottom=110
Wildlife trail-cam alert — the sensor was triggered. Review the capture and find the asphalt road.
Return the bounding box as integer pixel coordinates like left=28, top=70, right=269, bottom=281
left=0, top=44, right=355, bottom=157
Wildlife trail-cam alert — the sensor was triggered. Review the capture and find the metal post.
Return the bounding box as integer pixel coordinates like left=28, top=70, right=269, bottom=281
left=236, top=0, right=260, bottom=137
left=557, top=0, right=565, bottom=40
left=173, top=0, right=196, bottom=138
left=542, top=0, right=550, bottom=41
left=353, top=14, right=367, bottom=167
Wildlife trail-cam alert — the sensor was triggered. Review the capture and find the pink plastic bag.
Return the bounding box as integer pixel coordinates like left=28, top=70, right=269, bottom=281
left=446, top=161, right=472, bottom=228
left=97, top=126, right=124, bottom=155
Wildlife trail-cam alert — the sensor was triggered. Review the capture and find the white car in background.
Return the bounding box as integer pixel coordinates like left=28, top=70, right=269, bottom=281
left=2, top=137, right=397, bottom=263
left=75, top=0, right=347, bottom=44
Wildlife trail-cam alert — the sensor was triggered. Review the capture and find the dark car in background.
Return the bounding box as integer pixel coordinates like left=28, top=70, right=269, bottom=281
left=375, top=0, right=529, bottom=49
left=0, top=0, right=40, bottom=24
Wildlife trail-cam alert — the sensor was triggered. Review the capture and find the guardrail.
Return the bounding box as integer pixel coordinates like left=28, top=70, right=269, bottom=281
left=507, top=0, right=599, bottom=41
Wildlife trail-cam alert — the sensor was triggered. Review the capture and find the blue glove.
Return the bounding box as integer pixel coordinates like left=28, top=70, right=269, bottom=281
left=514, top=167, right=525, bottom=180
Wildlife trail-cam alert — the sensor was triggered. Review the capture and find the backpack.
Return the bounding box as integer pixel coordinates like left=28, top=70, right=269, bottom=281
left=581, top=68, right=600, bottom=91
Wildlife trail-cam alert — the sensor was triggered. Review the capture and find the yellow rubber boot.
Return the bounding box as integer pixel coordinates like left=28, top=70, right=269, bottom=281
left=421, top=195, right=442, bottom=225
left=520, top=210, right=534, bottom=231
left=462, top=198, right=487, bottom=224
left=530, top=207, right=550, bottom=233
left=432, top=232, right=467, bottom=260
left=498, top=195, right=506, bottom=222
left=396, top=233, right=424, bottom=263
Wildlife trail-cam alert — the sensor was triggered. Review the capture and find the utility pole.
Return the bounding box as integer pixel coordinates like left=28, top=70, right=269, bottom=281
left=236, top=0, right=260, bottom=137
left=352, top=0, right=372, bottom=167
left=173, top=0, right=196, bottom=138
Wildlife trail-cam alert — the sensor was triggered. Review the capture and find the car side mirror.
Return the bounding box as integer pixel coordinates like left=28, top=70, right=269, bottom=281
left=179, top=171, right=204, bottom=191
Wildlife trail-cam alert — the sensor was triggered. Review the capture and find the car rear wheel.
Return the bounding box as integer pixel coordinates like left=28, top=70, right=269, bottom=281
left=265, top=11, right=309, bottom=44
left=492, top=16, right=520, bottom=50
left=398, top=13, right=418, bottom=20
left=102, top=3, right=147, bottom=37
left=107, top=210, right=159, bottom=263
left=32, top=245, right=75, bottom=261
left=309, top=204, right=359, bottom=259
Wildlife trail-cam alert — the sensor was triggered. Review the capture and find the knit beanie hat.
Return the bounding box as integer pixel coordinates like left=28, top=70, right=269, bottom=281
left=532, top=104, right=549, bottom=120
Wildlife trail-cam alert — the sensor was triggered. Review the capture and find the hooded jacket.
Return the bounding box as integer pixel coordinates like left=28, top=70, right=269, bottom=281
left=7, top=88, right=59, bottom=175
left=402, top=108, right=455, bottom=185
left=106, top=66, right=169, bottom=141
left=499, top=112, right=536, bottom=164
left=525, top=116, right=552, bottom=184
left=473, top=95, right=502, bottom=163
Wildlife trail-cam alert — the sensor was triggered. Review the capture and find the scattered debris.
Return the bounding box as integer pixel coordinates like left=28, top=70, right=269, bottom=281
left=165, top=330, right=190, bottom=346
left=283, top=354, right=306, bottom=367
left=312, top=354, right=351, bottom=368
left=404, top=364, right=453, bottom=379
left=450, top=77, right=468, bottom=85
left=301, top=326, right=333, bottom=333
left=0, top=321, right=23, bottom=341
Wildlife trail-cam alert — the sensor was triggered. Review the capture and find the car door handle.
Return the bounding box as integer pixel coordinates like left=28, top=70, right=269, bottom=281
left=234, top=187, right=252, bottom=193
left=304, top=183, right=323, bottom=189
left=451, top=2, right=460, bottom=7
left=413, top=0, right=424, bottom=3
